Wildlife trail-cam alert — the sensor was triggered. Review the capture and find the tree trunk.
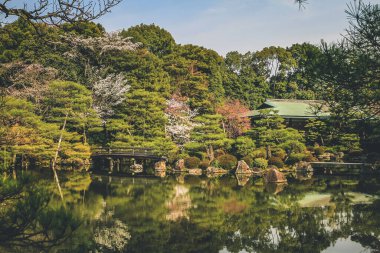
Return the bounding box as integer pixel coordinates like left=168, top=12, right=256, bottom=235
left=51, top=112, right=68, bottom=202
left=206, top=145, right=215, bottom=161
left=266, top=145, right=272, bottom=159
left=12, top=154, right=17, bottom=179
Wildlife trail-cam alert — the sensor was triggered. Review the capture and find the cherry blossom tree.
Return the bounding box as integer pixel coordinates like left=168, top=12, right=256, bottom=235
left=216, top=99, right=251, bottom=138
left=165, top=94, right=198, bottom=147
left=92, top=72, right=129, bottom=121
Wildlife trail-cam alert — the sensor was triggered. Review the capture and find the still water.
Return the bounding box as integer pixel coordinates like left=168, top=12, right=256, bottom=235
left=1, top=171, right=380, bottom=253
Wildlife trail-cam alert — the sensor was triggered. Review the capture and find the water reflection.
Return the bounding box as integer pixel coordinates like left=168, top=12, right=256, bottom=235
left=1, top=172, right=380, bottom=253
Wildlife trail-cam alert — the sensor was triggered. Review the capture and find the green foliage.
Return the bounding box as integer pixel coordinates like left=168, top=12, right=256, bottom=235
left=305, top=119, right=329, bottom=146
left=122, top=89, right=167, bottom=139
left=268, top=157, right=284, bottom=168
left=253, top=158, right=268, bottom=169
left=272, top=148, right=286, bottom=160
left=248, top=110, right=304, bottom=153
left=251, top=149, right=267, bottom=159
left=43, top=80, right=101, bottom=144
left=216, top=154, right=238, bottom=170
left=122, top=24, right=176, bottom=57
left=286, top=153, right=307, bottom=165
left=185, top=114, right=233, bottom=153
left=279, top=140, right=306, bottom=154
left=232, top=136, right=256, bottom=158
left=0, top=18, right=375, bottom=167
left=184, top=157, right=201, bottom=169
left=336, top=133, right=361, bottom=153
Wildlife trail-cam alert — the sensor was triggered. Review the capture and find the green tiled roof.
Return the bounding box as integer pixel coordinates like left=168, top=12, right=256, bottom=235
left=244, top=99, right=330, bottom=118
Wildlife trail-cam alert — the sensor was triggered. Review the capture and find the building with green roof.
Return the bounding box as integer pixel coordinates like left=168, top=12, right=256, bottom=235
left=242, top=99, right=330, bottom=128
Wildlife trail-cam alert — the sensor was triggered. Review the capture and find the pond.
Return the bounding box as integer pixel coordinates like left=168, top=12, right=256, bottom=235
left=1, top=171, right=380, bottom=253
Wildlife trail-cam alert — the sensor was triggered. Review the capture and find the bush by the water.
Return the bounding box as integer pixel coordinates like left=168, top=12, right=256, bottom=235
left=268, top=157, right=284, bottom=168
left=253, top=158, right=268, bottom=169
left=184, top=157, right=201, bottom=168
left=286, top=153, right=307, bottom=165
left=216, top=154, right=237, bottom=170
left=199, top=160, right=210, bottom=170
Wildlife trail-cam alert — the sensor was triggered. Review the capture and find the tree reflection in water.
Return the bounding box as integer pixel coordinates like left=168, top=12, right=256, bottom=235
left=1, top=173, right=379, bottom=253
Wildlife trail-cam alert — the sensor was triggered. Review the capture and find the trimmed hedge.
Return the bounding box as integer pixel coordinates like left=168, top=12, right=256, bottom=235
left=253, top=158, right=268, bottom=169
left=216, top=154, right=238, bottom=170
left=184, top=156, right=201, bottom=169
left=268, top=156, right=284, bottom=168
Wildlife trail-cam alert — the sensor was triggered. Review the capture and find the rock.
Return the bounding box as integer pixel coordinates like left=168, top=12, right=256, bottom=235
left=235, top=160, right=252, bottom=174
left=175, top=159, right=186, bottom=171
left=295, top=161, right=313, bottom=171
left=155, top=160, right=166, bottom=171
left=206, top=166, right=228, bottom=174
left=188, top=168, right=202, bottom=175
left=130, top=163, right=143, bottom=173
left=265, top=168, right=287, bottom=183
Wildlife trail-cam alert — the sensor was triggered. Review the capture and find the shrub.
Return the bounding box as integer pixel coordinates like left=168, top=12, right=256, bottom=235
left=251, top=149, right=266, bottom=159
left=184, top=157, right=201, bottom=169
left=268, top=157, right=284, bottom=168
left=253, top=158, right=268, bottom=169
left=280, top=140, right=306, bottom=154
left=314, top=146, right=325, bottom=156
left=272, top=148, right=286, bottom=160
left=216, top=154, right=238, bottom=170
left=286, top=153, right=307, bottom=165
left=199, top=160, right=210, bottom=170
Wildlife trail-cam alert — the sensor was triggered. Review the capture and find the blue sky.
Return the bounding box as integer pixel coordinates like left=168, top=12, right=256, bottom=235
left=98, top=0, right=380, bottom=55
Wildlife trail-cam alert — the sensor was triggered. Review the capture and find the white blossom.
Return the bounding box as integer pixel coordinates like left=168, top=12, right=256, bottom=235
left=165, top=95, right=198, bottom=146
left=93, top=73, right=130, bottom=120
left=63, top=31, right=140, bottom=59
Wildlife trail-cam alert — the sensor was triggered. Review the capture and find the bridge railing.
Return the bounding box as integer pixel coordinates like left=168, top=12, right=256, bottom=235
left=92, top=147, right=157, bottom=156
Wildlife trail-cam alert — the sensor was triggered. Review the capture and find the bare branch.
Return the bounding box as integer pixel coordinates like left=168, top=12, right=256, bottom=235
left=0, top=0, right=123, bottom=26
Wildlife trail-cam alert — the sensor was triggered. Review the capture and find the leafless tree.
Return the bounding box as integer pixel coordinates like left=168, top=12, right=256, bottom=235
left=0, top=0, right=123, bottom=26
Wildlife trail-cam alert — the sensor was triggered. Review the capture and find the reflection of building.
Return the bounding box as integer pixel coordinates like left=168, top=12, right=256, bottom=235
left=166, top=185, right=192, bottom=221
left=242, top=99, right=330, bottom=128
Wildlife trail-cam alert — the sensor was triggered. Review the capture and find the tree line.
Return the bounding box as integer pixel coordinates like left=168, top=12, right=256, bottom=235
left=0, top=0, right=379, bottom=171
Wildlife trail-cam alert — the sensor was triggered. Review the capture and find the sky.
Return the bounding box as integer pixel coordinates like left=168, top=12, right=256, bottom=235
left=98, top=0, right=380, bottom=55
